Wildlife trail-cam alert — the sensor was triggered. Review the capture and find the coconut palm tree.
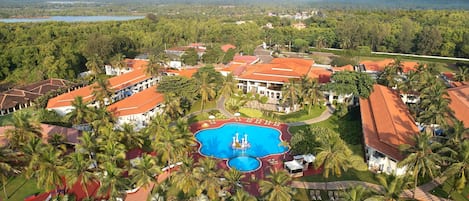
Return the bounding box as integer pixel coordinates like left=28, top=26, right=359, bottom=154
left=96, top=127, right=126, bottom=165
left=198, top=72, right=216, bottom=112
left=230, top=189, right=257, bottom=201
left=6, top=111, right=42, bottom=150
left=98, top=162, right=127, bottom=200
left=129, top=153, right=161, bottom=189
left=314, top=131, right=355, bottom=189
left=342, top=185, right=372, bottom=201
left=171, top=156, right=198, bottom=197
left=85, top=54, right=104, bottom=75
left=443, top=140, right=469, bottom=197
left=301, top=77, right=323, bottom=114
left=0, top=147, right=18, bottom=199
left=146, top=53, right=164, bottom=77
left=26, top=145, right=65, bottom=191
left=417, top=81, right=452, bottom=126
left=220, top=73, right=238, bottom=99
left=75, top=131, right=98, bottom=164
left=454, top=66, right=469, bottom=82
left=447, top=120, right=469, bottom=147
left=281, top=78, right=300, bottom=111
left=194, top=157, right=223, bottom=200
left=92, top=76, right=114, bottom=108
left=223, top=168, right=245, bottom=194
left=259, top=169, right=295, bottom=201
left=398, top=132, right=445, bottom=198
left=89, top=106, right=115, bottom=131
left=66, top=96, right=92, bottom=126
left=163, top=92, right=184, bottom=120
left=110, top=53, right=126, bottom=72
left=64, top=151, right=97, bottom=197
left=117, top=123, right=144, bottom=150
left=370, top=174, right=411, bottom=201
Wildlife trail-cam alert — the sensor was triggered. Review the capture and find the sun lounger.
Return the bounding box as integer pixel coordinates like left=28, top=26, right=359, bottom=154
left=316, top=190, right=322, bottom=200
left=328, top=191, right=335, bottom=201
left=310, top=190, right=317, bottom=200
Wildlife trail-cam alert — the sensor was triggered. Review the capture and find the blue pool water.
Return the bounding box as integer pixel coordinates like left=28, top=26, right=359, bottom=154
left=195, top=123, right=288, bottom=172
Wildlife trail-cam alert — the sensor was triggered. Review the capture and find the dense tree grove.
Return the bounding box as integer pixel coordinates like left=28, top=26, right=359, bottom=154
left=0, top=10, right=468, bottom=85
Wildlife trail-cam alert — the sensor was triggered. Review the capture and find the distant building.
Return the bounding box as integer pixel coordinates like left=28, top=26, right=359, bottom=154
left=0, top=79, right=75, bottom=116
left=447, top=82, right=469, bottom=128
left=360, top=84, right=419, bottom=175
left=0, top=123, right=81, bottom=147
left=105, top=58, right=148, bottom=76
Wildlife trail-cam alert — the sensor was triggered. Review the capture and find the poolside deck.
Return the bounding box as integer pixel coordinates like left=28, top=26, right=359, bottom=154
left=190, top=118, right=322, bottom=196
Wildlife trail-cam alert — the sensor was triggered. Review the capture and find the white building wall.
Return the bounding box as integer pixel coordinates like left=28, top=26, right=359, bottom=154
left=366, top=146, right=406, bottom=176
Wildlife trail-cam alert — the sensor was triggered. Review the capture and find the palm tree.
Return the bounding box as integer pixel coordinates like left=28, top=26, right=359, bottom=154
left=454, top=66, right=469, bottom=82
left=146, top=54, right=164, bottom=77
left=117, top=123, right=144, bottom=150
left=92, top=76, right=114, bottom=108
left=64, top=152, right=97, bottom=197
left=370, top=174, right=411, bottom=201
left=443, top=140, right=469, bottom=197
left=314, top=131, right=354, bottom=189
left=342, top=185, right=372, bottom=201
left=66, top=96, right=92, bottom=126
left=89, top=106, right=115, bottom=131
left=171, top=156, right=198, bottom=197
left=259, top=169, right=295, bottom=201
left=447, top=120, right=469, bottom=146
left=417, top=81, right=452, bottom=126
left=111, top=53, right=126, bottom=72
left=220, top=73, right=238, bottom=99
left=281, top=78, right=300, bottom=111
left=223, top=168, right=245, bottom=193
left=98, top=162, right=127, bottom=200
left=198, top=72, right=216, bottom=112
left=26, top=145, right=65, bottom=191
left=163, top=92, right=184, bottom=120
left=75, top=131, right=98, bottom=164
left=129, top=153, right=161, bottom=189
left=301, top=76, right=323, bottom=114
left=230, top=189, right=257, bottom=201
left=96, top=127, right=126, bottom=165
left=85, top=54, right=104, bottom=76
left=6, top=111, right=42, bottom=150
left=398, top=132, right=445, bottom=198
left=194, top=157, right=223, bottom=200
left=0, top=147, right=18, bottom=199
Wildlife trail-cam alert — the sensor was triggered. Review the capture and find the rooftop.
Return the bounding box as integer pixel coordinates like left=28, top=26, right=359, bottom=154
left=107, top=86, right=164, bottom=117
left=360, top=84, right=419, bottom=161
left=447, top=83, right=469, bottom=128
left=0, top=123, right=81, bottom=147
left=361, top=59, right=418, bottom=73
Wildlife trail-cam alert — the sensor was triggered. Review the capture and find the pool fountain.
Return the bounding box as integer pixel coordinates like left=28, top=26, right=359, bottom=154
left=232, top=133, right=250, bottom=150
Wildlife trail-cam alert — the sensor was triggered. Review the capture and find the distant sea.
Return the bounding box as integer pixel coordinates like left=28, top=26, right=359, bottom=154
left=0, top=16, right=145, bottom=23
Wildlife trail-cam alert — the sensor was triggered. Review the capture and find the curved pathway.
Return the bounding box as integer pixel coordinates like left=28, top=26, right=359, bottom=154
left=214, top=96, right=451, bottom=201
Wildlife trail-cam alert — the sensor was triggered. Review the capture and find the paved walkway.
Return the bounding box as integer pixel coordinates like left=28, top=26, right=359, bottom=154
left=286, top=105, right=334, bottom=126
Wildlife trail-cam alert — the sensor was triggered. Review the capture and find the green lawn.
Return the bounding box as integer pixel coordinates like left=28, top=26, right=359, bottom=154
left=0, top=176, right=43, bottom=201
left=279, top=106, right=325, bottom=123
left=296, top=169, right=379, bottom=184
left=188, top=99, right=217, bottom=114
left=239, top=107, right=263, bottom=118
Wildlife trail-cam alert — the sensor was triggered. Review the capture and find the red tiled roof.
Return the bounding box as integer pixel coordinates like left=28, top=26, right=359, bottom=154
left=333, top=65, right=354, bottom=72
left=47, top=68, right=150, bottom=109
left=232, top=55, right=258, bottom=64
left=447, top=83, right=469, bottom=128
left=0, top=124, right=81, bottom=147
left=107, top=86, right=164, bottom=117
left=361, top=59, right=418, bottom=73
left=221, top=44, right=236, bottom=52
left=124, top=59, right=148, bottom=70
left=360, top=84, right=419, bottom=161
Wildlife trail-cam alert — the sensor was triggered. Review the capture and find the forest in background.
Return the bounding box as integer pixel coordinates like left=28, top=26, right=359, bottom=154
left=0, top=8, right=468, bottom=86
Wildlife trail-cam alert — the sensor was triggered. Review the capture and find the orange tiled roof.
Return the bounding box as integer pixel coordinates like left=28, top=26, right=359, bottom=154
left=360, top=84, right=419, bottom=161
left=0, top=124, right=81, bottom=147
left=333, top=65, right=354, bottom=72
left=237, top=58, right=325, bottom=83
left=221, top=44, right=236, bottom=52
left=233, top=55, right=258, bottom=64
left=47, top=68, right=150, bottom=109
left=124, top=59, right=148, bottom=70
left=447, top=84, right=469, bottom=128
left=361, top=59, right=418, bottom=73
left=107, top=86, right=164, bottom=117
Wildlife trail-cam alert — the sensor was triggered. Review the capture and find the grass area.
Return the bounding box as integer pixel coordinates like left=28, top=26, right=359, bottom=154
left=430, top=178, right=469, bottom=201
left=188, top=99, right=217, bottom=114
left=187, top=110, right=223, bottom=125
left=278, top=106, right=325, bottom=123
left=0, top=176, right=43, bottom=201
left=239, top=107, right=263, bottom=118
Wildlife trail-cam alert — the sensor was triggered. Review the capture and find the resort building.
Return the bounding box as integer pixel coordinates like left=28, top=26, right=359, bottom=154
left=105, top=58, right=149, bottom=76
left=447, top=82, right=469, bottom=128
left=107, top=86, right=165, bottom=129
left=47, top=63, right=158, bottom=116
left=0, top=123, right=81, bottom=147
left=360, top=84, right=419, bottom=175
left=234, top=58, right=332, bottom=103
left=165, top=43, right=206, bottom=58
left=0, top=78, right=76, bottom=116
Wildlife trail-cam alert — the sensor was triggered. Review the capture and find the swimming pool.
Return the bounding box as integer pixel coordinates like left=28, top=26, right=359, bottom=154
left=195, top=123, right=288, bottom=172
